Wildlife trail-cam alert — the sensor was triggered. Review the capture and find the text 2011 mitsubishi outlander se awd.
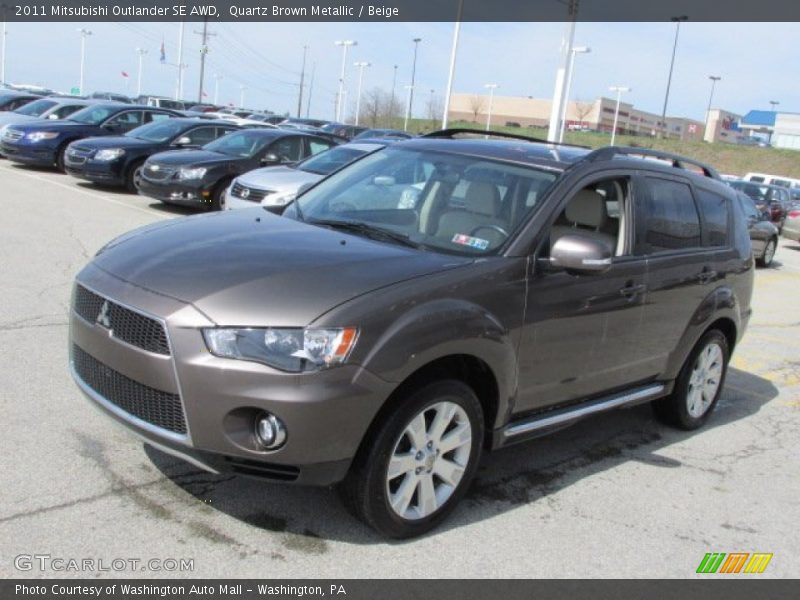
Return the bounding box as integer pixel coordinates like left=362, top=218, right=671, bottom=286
left=69, top=130, right=753, bottom=538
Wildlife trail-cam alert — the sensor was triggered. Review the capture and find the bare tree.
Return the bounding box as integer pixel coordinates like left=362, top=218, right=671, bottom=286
left=427, top=93, right=443, bottom=128
left=573, top=99, right=594, bottom=127
left=361, top=87, right=384, bottom=128
left=468, top=95, right=485, bottom=121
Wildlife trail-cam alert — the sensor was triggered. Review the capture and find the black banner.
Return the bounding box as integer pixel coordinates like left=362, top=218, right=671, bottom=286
left=3, top=0, right=800, bottom=22
left=3, top=580, right=799, bottom=599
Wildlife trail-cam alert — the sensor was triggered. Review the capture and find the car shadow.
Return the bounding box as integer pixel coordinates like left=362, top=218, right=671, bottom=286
left=145, top=366, right=778, bottom=545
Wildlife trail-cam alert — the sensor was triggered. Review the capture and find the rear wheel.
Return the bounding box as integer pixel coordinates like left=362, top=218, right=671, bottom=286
left=339, top=380, right=483, bottom=538
left=653, top=330, right=729, bottom=430
left=55, top=144, right=69, bottom=172
left=125, top=161, right=145, bottom=193
left=756, top=238, right=776, bottom=267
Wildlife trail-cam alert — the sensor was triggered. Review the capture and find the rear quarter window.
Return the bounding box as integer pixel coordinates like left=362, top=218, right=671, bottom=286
left=636, top=177, right=701, bottom=254
left=695, top=188, right=730, bottom=247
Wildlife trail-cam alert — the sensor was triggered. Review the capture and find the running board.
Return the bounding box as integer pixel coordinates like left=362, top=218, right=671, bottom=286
left=501, top=383, right=666, bottom=443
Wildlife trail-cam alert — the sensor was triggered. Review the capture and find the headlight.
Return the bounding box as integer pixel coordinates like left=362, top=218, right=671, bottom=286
left=26, top=131, right=59, bottom=142
left=203, top=327, right=358, bottom=372
left=94, top=148, right=125, bottom=161
left=177, top=167, right=207, bottom=180
left=264, top=192, right=297, bottom=207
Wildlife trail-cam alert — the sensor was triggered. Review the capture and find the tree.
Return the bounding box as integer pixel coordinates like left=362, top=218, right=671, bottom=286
left=573, top=99, right=594, bottom=127
left=468, top=95, right=485, bottom=121
left=427, top=92, right=443, bottom=128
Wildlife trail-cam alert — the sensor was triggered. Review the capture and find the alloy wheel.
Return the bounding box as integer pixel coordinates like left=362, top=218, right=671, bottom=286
left=686, top=342, right=724, bottom=418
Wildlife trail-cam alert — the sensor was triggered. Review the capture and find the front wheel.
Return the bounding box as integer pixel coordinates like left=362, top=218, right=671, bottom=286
left=126, top=162, right=145, bottom=193
left=653, top=330, right=729, bottom=430
left=339, top=380, right=484, bottom=538
left=210, top=181, right=229, bottom=211
left=756, top=238, right=776, bottom=267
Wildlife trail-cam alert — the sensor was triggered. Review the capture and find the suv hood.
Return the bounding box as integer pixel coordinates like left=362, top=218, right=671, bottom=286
left=92, top=209, right=469, bottom=326
left=147, top=149, right=234, bottom=168
left=236, top=165, right=319, bottom=192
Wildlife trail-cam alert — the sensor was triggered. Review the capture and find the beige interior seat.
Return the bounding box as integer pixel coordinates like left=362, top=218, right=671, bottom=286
left=550, top=189, right=616, bottom=254
left=436, top=181, right=507, bottom=241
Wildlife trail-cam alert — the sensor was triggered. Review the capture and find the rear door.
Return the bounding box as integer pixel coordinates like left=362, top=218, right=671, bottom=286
left=632, top=173, right=711, bottom=376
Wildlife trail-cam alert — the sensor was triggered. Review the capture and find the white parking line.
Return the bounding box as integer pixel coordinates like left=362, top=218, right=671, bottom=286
left=0, top=163, right=170, bottom=219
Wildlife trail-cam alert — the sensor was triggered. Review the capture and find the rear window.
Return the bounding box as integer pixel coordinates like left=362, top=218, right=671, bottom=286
left=636, top=178, right=701, bottom=254
left=695, top=189, right=730, bottom=247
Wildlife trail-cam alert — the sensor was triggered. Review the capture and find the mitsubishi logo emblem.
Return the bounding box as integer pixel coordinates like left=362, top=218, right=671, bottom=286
left=96, top=301, right=112, bottom=329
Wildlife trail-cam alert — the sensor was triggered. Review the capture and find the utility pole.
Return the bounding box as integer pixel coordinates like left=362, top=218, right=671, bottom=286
left=390, top=64, right=398, bottom=122
left=194, top=18, right=215, bottom=104
left=441, top=0, right=464, bottom=128
left=176, top=21, right=185, bottom=100
left=403, top=84, right=414, bottom=131
left=77, top=28, right=92, bottom=95
left=1, top=10, right=7, bottom=85
left=353, top=61, right=370, bottom=126
left=407, top=38, right=421, bottom=124
left=297, top=45, right=308, bottom=118
left=334, top=40, right=356, bottom=122
left=305, top=61, right=315, bottom=118
left=135, top=48, right=147, bottom=96
left=660, top=16, right=688, bottom=138
left=705, top=75, right=720, bottom=124
left=609, top=86, right=630, bottom=146
left=484, top=83, right=498, bottom=131
left=547, top=0, right=579, bottom=142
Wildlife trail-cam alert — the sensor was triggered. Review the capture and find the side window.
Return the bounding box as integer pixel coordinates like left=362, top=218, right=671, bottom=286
left=54, top=105, right=82, bottom=119
left=145, top=111, right=171, bottom=123
left=308, top=138, right=334, bottom=156
left=270, top=137, right=304, bottom=162
left=183, top=127, right=217, bottom=146
left=695, top=189, right=730, bottom=247
left=636, top=177, right=701, bottom=254
left=106, top=111, right=143, bottom=131
left=216, top=127, right=236, bottom=138
left=737, top=193, right=761, bottom=221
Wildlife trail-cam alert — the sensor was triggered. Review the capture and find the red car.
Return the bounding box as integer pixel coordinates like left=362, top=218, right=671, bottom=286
left=729, top=181, right=790, bottom=233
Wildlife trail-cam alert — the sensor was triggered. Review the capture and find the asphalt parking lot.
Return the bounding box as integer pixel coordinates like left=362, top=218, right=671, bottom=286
left=1, top=160, right=798, bottom=579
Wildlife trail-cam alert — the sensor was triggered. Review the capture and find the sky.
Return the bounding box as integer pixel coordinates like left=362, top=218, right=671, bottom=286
left=2, top=21, right=799, bottom=121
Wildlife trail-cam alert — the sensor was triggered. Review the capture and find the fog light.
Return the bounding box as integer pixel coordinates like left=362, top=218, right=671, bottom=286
left=255, top=413, right=286, bottom=450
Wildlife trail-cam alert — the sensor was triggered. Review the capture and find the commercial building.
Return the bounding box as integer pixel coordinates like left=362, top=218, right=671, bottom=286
left=447, top=93, right=703, bottom=140
left=703, top=109, right=747, bottom=144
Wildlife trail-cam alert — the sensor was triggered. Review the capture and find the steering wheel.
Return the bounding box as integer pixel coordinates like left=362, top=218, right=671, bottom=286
left=469, top=224, right=509, bottom=238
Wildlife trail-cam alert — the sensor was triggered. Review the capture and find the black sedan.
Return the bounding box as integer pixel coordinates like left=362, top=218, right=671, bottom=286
left=0, top=103, right=181, bottom=170
left=138, top=128, right=340, bottom=210
left=64, top=118, right=240, bottom=192
left=734, top=191, right=780, bottom=267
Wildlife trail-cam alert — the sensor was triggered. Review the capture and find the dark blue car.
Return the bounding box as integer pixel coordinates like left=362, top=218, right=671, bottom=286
left=0, top=103, right=181, bottom=171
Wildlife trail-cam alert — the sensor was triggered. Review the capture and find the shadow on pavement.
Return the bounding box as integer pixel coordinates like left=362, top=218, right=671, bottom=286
left=146, top=366, right=778, bottom=545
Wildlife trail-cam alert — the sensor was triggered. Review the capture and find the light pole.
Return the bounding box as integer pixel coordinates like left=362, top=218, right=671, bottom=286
left=769, top=100, right=779, bottom=112
left=1, top=16, right=7, bottom=85
left=176, top=21, right=185, bottom=100
left=135, top=48, right=147, bottom=96
left=609, top=86, right=630, bottom=146
left=441, top=0, right=464, bottom=128
left=390, top=64, right=398, bottom=121
left=239, top=85, right=246, bottom=108
left=403, top=85, right=414, bottom=131
left=407, top=38, right=421, bottom=126
left=484, top=83, right=498, bottom=131
left=334, top=40, right=356, bottom=122
left=297, top=45, right=308, bottom=118
left=213, top=73, right=222, bottom=105
left=353, top=61, right=370, bottom=126
left=705, top=75, right=721, bottom=124
left=77, top=28, right=92, bottom=95
left=547, top=0, right=579, bottom=142
left=558, top=45, right=590, bottom=142
left=660, top=15, right=688, bottom=138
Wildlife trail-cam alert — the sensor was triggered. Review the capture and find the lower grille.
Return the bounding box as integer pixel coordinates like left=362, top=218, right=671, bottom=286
left=73, top=285, right=170, bottom=355
left=72, top=345, right=187, bottom=435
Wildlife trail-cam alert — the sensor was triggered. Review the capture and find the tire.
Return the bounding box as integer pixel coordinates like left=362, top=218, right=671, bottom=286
left=756, top=238, right=776, bottom=267
left=653, top=330, right=729, bottom=430
left=125, top=161, right=145, bottom=193
left=210, top=180, right=229, bottom=211
left=339, top=379, right=484, bottom=539
left=55, top=144, right=69, bottom=172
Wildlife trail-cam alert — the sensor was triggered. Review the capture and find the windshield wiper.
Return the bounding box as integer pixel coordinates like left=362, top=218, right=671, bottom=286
left=307, top=219, right=423, bottom=249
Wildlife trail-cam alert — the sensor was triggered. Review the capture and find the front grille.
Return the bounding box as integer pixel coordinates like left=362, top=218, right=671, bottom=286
left=73, top=284, right=170, bottom=355
left=231, top=181, right=270, bottom=202
left=143, top=164, right=174, bottom=181
left=3, top=129, right=23, bottom=142
left=73, top=345, right=187, bottom=434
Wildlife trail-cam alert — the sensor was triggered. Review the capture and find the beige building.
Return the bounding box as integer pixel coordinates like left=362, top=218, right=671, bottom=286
left=448, top=93, right=703, bottom=141
left=703, top=109, right=747, bottom=144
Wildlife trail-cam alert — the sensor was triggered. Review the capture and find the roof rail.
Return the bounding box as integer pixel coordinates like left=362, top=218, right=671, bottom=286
left=584, top=146, right=720, bottom=179
left=422, top=128, right=589, bottom=149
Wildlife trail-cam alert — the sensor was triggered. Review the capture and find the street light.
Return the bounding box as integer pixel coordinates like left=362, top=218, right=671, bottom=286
left=1, top=17, right=7, bottom=85
left=558, top=45, right=590, bottom=143
left=705, top=75, right=721, bottom=125
left=609, top=86, right=630, bottom=146
left=484, top=83, right=498, bottom=131
left=334, top=40, right=357, bottom=122
left=390, top=64, right=398, bottom=121
left=769, top=100, right=780, bottom=111
left=353, top=61, right=370, bottom=126
left=441, top=0, right=464, bottom=128
left=407, top=38, right=422, bottom=127
left=135, top=48, right=148, bottom=96
left=213, top=73, right=222, bottom=105
left=403, top=84, right=414, bottom=131
left=77, top=28, right=92, bottom=95
left=659, top=15, right=688, bottom=138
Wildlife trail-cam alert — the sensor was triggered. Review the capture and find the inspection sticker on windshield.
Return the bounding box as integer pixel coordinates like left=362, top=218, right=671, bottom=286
left=452, top=234, right=490, bottom=250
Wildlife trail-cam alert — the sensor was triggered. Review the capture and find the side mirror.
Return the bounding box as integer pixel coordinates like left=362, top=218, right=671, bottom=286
left=173, top=136, right=192, bottom=147
left=48, top=114, right=59, bottom=120
left=548, top=234, right=612, bottom=273
left=262, top=152, right=280, bottom=165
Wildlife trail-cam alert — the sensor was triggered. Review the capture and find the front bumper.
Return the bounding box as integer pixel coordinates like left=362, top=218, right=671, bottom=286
left=69, top=263, right=393, bottom=486
left=0, top=139, right=58, bottom=166
left=138, top=177, right=210, bottom=207
left=64, top=157, right=126, bottom=186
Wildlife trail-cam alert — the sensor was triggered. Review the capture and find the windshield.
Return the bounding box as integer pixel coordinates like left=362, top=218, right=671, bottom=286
left=203, top=130, right=274, bottom=158
left=14, top=99, right=56, bottom=116
left=291, top=147, right=559, bottom=256
left=730, top=181, right=776, bottom=203
left=126, top=119, right=187, bottom=142
left=69, top=105, right=118, bottom=125
left=299, top=146, right=370, bottom=175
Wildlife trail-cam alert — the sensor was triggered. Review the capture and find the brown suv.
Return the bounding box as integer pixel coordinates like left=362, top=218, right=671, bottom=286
left=69, top=130, right=754, bottom=538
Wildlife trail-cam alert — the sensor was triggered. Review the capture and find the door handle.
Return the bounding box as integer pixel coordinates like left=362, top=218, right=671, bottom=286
left=619, top=283, right=647, bottom=297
